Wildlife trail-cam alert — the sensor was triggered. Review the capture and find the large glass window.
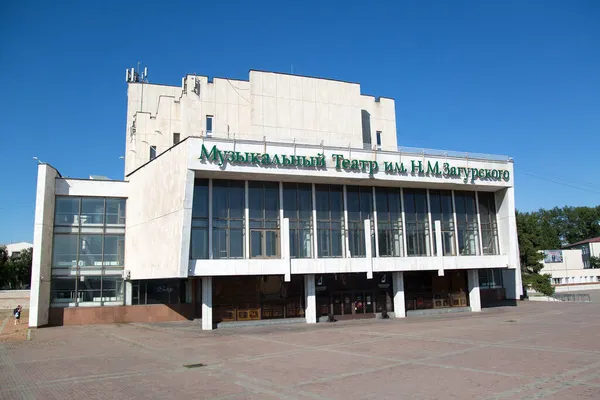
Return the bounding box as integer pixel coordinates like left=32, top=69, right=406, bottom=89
left=52, top=235, right=79, bottom=268
left=316, top=184, right=344, bottom=257
left=283, top=183, right=313, bottom=258
left=81, top=198, right=105, bottom=225
left=404, top=189, right=430, bottom=256
left=51, top=196, right=126, bottom=307
left=55, top=197, right=80, bottom=225
left=102, top=275, right=124, bottom=303
left=429, top=190, right=456, bottom=256
left=190, top=179, right=209, bottom=259
left=376, top=187, right=403, bottom=257
left=50, top=276, right=77, bottom=304
left=479, top=268, right=503, bottom=289
left=78, top=276, right=102, bottom=304
left=346, top=186, right=374, bottom=258
left=478, top=192, right=499, bottom=255
left=103, top=235, right=125, bottom=267
left=78, top=234, right=103, bottom=267
left=212, top=180, right=245, bottom=259
left=454, top=191, right=479, bottom=255
left=106, top=199, right=126, bottom=225
left=249, top=181, right=280, bottom=258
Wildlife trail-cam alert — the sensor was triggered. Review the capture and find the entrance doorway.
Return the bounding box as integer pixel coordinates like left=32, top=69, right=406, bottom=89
left=316, top=273, right=393, bottom=320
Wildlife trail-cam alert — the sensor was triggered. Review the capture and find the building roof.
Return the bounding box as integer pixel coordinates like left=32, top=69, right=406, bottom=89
left=564, top=237, right=600, bottom=248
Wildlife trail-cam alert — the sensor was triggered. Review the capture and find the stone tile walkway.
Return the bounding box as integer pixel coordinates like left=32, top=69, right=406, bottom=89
left=1, top=302, right=600, bottom=399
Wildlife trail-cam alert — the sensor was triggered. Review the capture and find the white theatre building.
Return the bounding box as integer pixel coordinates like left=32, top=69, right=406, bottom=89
left=29, top=69, right=522, bottom=329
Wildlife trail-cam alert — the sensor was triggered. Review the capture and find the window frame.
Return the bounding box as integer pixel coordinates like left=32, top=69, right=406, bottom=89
left=206, top=115, right=213, bottom=135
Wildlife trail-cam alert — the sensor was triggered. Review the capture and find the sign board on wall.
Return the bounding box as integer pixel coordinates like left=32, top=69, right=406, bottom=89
left=198, top=144, right=511, bottom=184
left=544, top=250, right=563, bottom=263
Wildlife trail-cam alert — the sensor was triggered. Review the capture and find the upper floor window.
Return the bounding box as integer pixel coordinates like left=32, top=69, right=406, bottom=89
left=315, top=184, right=344, bottom=258
left=212, top=180, right=244, bottom=259
left=404, top=189, right=430, bottom=256
left=173, top=133, right=181, bottom=145
left=346, top=186, right=374, bottom=258
left=206, top=115, right=213, bottom=136
left=149, top=145, right=157, bottom=160
left=249, top=181, right=280, bottom=258
left=454, top=191, right=479, bottom=255
left=55, top=197, right=126, bottom=227
left=429, top=190, right=456, bottom=256
left=283, top=183, right=313, bottom=258
left=190, top=179, right=209, bottom=260
left=376, top=187, right=403, bottom=257
left=376, top=131, right=382, bottom=149
left=478, top=192, right=499, bottom=255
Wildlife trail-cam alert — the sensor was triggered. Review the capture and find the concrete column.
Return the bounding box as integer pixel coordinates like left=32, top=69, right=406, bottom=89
left=400, top=188, right=408, bottom=257
left=468, top=269, right=482, bottom=312
left=372, top=187, right=379, bottom=257
left=125, top=281, right=133, bottom=305
left=201, top=277, right=213, bottom=330
left=435, top=220, right=444, bottom=276
left=312, top=183, right=318, bottom=258
left=208, top=178, right=213, bottom=259
left=343, top=185, right=350, bottom=257
left=283, top=218, right=291, bottom=282
left=392, top=271, right=406, bottom=318
left=244, top=181, right=249, bottom=259
left=304, top=274, right=317, bottom=323
left=30, top=164, right=58, bottom=328
left=426, top=189, right=433, bottom=256
left=365, top=219, right=373, bottom=279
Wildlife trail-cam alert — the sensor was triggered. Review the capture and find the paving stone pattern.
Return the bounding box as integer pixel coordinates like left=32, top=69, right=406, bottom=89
left=1, top=302, right=600, bottom=399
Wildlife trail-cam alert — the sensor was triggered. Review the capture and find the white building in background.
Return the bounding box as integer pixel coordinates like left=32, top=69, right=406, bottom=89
left=29, top=69, right=522, bottom=330
left=3, top=242, right=33, bottom=258
left=541, top=238, right=600, bottom=291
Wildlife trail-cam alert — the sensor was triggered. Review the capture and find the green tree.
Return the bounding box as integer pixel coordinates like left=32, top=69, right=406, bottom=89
left=0, top=246, right=33, bottom=289
left=516, top=211, right=555, bottom=296
left=590, top=256, right=600, bottom=269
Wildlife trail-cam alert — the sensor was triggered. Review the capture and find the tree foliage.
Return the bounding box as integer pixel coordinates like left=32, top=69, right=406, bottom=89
left=0, top=246, right=33, bottom=289
left=590, top=256, right=600, bottom=269
left=516, top=205, right=600, bottom=297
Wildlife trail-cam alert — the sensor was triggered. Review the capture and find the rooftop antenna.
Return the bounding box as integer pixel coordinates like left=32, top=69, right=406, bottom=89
left=125, top=63, right=148, bottom=83
left=32, top=157, right=43, bottom=164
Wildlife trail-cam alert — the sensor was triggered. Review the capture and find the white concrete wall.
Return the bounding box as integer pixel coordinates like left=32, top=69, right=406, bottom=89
left=124, top=71, right=397, bottom=175
left=539, top=249, right=600, bottom=286
left=125, top=141, right=193, bottom=279
left=29, top=164, right=58, bottom=327
left=541, top=249, right=585, bottom=272
left=590, top=242, right=600, bottom=257
left=190, top=256, right=509, bottom=278
left=4, top=242, right=33, bottom=257
left=495, top=187, right=522, bottom=299
left=55, top=179, right=128, bottom=197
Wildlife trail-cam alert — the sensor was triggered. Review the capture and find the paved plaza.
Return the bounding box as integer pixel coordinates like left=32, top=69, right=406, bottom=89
left=1, top=301, right=600, bottom=399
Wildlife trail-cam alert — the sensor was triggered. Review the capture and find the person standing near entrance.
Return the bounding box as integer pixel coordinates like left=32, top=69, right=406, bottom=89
left=13, top=305, right=22, bottom=325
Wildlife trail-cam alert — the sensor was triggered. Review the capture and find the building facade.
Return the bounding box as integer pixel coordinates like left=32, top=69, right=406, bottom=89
left=3, top=242, right=33, bottom=258
left=541, top=240, right=600, bottom=291
left=29, top=70, right=522, bottom=329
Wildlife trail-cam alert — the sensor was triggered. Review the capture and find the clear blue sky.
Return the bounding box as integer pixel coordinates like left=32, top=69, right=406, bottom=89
left=1, top=0, right=599, bottom=244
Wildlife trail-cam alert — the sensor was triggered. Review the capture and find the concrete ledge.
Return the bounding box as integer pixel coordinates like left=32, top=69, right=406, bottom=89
left=217, top=318, right=306, bottom=329
left=48, top=304, right=195, bottom=326
left=407, top=307, right=471, bottom=316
